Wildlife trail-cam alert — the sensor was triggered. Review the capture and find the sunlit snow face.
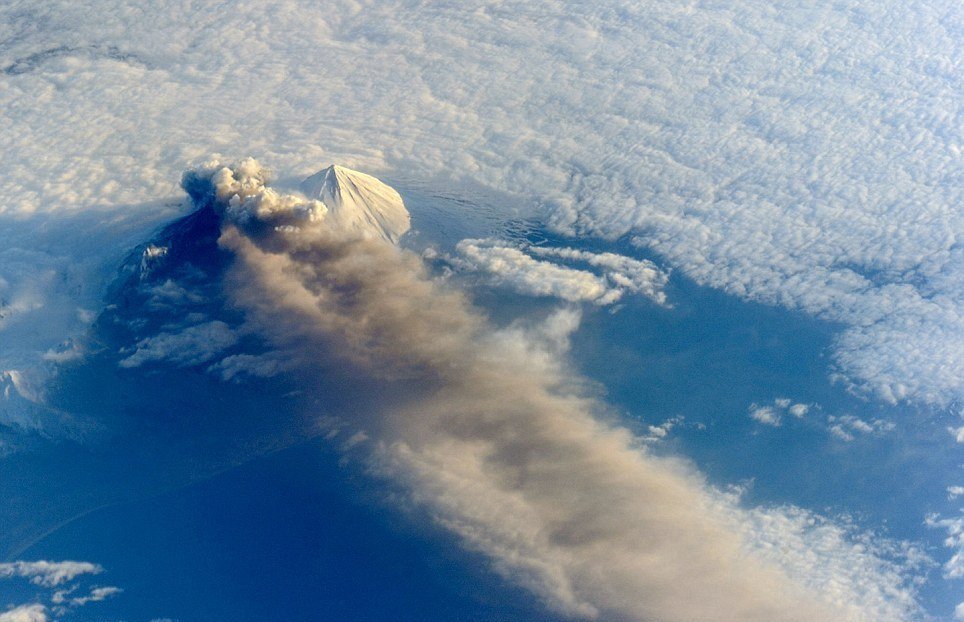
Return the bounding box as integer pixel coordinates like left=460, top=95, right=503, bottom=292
left=0, top=1, right=961, bottom=620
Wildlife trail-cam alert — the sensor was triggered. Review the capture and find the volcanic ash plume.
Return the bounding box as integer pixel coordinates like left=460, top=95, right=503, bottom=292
left=183, top=158, right=915, bottom=622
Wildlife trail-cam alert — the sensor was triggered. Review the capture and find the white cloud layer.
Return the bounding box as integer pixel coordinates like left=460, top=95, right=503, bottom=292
left=0, top=0, right=959, bottom=406
left=455, top=239, right=615, bottom=304
left=454, top=239, right=669, bottom=307
left=527, top=246, right=670, bottom=306
left=197, top=160, right=924, bottom=622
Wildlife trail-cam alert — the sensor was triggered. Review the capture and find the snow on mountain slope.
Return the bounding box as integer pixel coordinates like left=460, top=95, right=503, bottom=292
left=182, top=159, right=409, bottom=244
left=301, top=165, right=410, bottom=244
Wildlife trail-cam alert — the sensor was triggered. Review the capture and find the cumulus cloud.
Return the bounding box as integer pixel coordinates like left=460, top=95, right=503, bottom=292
left=0, top=605, right=47, bottom=622
left=195, top=160, right=923, bottom=622
left=454, top=239, right=668, bottom=306
left=455, top=239, right=621, bottom=305
left=750, top=405, right=782, bottom=427
left=746, top=400, right=896, bottom=442
left=731, top=504, right=929, bottom=622
left=949, top=427, right=964, bottom=443
left=1, top=560, right=119, bottom=621
left=788, top=403, right=810, bottom=418
left=119, top=320, right=239, bottom=368
left=527, top=246, right=669, bottom=306
left=641, top=416, right=692, bottom=442
left=0, top=561, right=101, bottom=587
left=748, top=399, right=812, bottom=427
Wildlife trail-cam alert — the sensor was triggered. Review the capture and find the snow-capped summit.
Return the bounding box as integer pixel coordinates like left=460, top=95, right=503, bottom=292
left=301, top=165, right=410, bottom=244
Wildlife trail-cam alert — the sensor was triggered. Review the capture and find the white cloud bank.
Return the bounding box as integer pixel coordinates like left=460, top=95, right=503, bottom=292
left=454, top=239, right=669, bottom=306
left=0, top=0, right=959, bottom=406
left=192, top=160, right=925, bottom=622
left=456, top=239, right=669, bottom=305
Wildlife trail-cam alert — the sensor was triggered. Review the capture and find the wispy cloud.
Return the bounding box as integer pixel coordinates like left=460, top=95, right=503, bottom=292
left=827, top=416, right=896, bottom=443
left=64, top=586, right=122, bottom=607
left=119, top=320, right=238, bottom=368
left=0, top=560, right=119, bottom=622
left=0, top=561, right=101, bottom=588
left=927, top=512, right=964, bottom=580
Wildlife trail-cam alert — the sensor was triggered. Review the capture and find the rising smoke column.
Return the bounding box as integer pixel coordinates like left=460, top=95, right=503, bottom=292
left=183, top=158, right=915, bottom=622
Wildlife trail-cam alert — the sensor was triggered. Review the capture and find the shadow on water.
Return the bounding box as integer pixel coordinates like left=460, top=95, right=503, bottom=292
left=19, top=439, right=561, bottom=622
